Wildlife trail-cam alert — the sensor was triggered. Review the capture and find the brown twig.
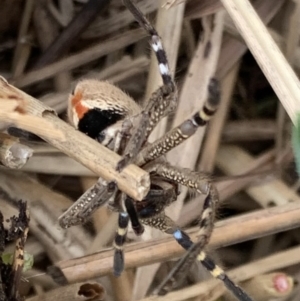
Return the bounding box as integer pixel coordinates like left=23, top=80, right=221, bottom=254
left=137, top=246, right=300, bottom=301
left=220, top=0, right=300, bottom=123
left=49, top=201, right=300, bottom=283
left=0, top=77, right=150, bottom=201
left=26, top=281, right=106, bottom=301
left=10, top=28, right=146, bottom=88
left=33, top=0, right=110, bottom=68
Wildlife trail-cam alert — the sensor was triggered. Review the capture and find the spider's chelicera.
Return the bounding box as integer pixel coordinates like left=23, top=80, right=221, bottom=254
left=58, top=1, right=253, bottom=301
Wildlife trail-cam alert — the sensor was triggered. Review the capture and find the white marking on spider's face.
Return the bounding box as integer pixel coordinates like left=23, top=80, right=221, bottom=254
left=159, top=63, right=169, bottom=75
left=100, top=127, right=119, bottom=146
left=152, top=40, right=163, bottom=52
left=100, top=121, right=123, bottom=148
left=72, top=108, right=79, bottom=128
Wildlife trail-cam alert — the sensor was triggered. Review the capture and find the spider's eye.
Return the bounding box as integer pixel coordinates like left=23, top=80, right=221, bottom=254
left=71, top=87, right=75, bottom=95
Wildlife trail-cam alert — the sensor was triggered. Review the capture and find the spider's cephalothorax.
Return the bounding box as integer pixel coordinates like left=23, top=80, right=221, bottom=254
left=59, top=1, right=253, bottom=301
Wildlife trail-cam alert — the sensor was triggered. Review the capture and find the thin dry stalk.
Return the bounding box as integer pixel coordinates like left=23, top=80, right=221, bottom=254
left=0, top=96, right=63, bottom=140
left=21, top=154, right=94, bottom=176
left=33, top=0, right=72, bottom=93
left=275, top=1, right=300, bottom=173
left=185, top=0, right=221, bottom=19
left=83, top=0, right=158, bottom=39
left=24, top=269, right=58, bottom=290
left=217, top=0, right=285, bottom=78
left=49, top=201, right=300, bottom=283
left=224, top=0, right=285, bottom=39
left=136, top=246, right=300, bottom=301
left=26, top=281, right=106, bottom=301
left=10, top=28, right=146, bottom=88
left=216, top=145, right=299, bottom=207
left=11, top=0, right=34, bottom=77
left=220, top=0, right=300, bottom=124
left=222, top=119, right=276, bottom=142
left=0, top=77, right=150, bottom=201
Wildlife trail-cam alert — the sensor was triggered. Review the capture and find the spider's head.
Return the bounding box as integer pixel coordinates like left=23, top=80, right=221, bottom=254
left=68, top=79, right=141, bottom=142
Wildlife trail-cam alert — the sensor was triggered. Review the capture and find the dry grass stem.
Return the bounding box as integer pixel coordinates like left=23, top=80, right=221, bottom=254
left=217, top=0, right=285, bottom=78
left=217, top=145, right=299, bottom=207
left=26, top=281, right=106, bottom=301
left=49, top=201, right=300, bottom=283
left=0, top=77, right=150, bottom=201
left=21, top=154, right=94, bottom=176
left=10, top=28, right=146, bottom=88
left=137, top=246, right=300, bottom=301
left=222, top=119, right=276, bottom=142
left=220, top=0, right=300, bottom=123
left=11, top=0, right=35, bottom=77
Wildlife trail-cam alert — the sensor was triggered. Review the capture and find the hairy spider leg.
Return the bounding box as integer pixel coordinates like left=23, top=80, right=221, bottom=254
left=156, top=241, right=253, bottom=301
left=58, top=179, right=116, bottom=228
left=145, top=163, right=253, bottom=301
left=154, top=189, right=217, bottom=294
left=135, top=77, right=220, bottom=166
left=123, top=0, right=174, bottom=90
left=117, top=0, right=177, bottom=171
left=113, top=212, right=130, bottom=276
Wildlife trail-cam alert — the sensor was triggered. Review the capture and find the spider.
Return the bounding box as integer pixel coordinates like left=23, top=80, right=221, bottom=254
left=58, top=1, right=253, bottom=301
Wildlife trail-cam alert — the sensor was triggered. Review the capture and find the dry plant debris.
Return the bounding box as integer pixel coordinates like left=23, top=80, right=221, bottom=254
left=0, top=201, right=30, bottom=301
left=0, top=0, right=300, bottom=301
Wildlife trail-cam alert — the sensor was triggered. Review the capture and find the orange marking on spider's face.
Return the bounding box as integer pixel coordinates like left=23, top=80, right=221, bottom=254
left=71, top=89, right=83, bottom=106
left=70, top=90, right=89, bottom=119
